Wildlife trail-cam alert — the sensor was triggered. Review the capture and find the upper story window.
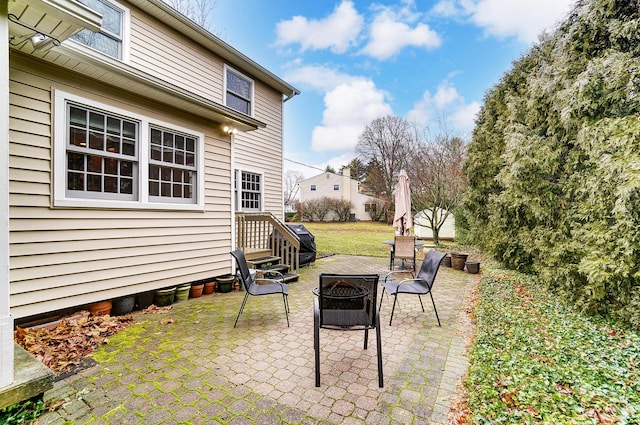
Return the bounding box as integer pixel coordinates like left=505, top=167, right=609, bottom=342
left=310, top=185, right=316, bottom=191
left=333, top=184, right=340, bottom=191
left=72, top=0, right=127, bottom=59
left=54, top=90, right=204, bottom=210
left=225, top=65, right=254, bottom=116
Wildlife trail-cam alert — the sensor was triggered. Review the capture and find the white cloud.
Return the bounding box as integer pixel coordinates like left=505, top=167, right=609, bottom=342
left=407, top=80, right=479, bottom=138
left=430, top=0, right=574, bottom=44
left=283, top=64, right=362, bottom=93
left=274, top=1, right=363, bottom=54
left=361, top=6, right=441, bottom=60
left=311, top=80, right=393, bottom=152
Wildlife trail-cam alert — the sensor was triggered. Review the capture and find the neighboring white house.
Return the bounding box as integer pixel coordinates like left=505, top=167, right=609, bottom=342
left=298, top=169, right=382, bottom=221
left=413, top=209, right=456, bottom=240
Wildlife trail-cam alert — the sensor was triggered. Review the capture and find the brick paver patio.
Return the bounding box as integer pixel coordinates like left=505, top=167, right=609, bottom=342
left=37, top=254, right=477, bottom=424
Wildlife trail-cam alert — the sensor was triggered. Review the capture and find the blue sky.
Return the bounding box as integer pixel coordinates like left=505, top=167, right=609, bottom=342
left=208, top=0, right=575, bottom=178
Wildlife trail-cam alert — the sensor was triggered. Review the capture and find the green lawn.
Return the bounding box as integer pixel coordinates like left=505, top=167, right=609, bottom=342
left=301, top=221, right=399, bottom=258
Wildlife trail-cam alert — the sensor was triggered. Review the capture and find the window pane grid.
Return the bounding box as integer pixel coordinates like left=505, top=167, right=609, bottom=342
left=149, top=127, right=197, bottom=201
left=66, top=104, right=137, bottom=198
left=240, top=171, right=261, bottom=211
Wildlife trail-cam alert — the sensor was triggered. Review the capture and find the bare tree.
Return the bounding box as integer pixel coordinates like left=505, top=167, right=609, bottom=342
left=283, top=170, right=304, bottom=209
left=409, top=131, right=467, bottom=245
left=355, top=115, right=416, bottom=211
left=168, top=0, right=215, bottom=29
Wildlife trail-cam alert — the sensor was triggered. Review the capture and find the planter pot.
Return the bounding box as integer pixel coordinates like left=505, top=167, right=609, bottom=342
left=465, top=261, right=480, bottom=274
left=112, top=295, right=135, bottom=315
left=450, top=252, right=469, bottom=271
left=154, top=287, right=176, bottom=307
left=190, top=283, right=204, bottom=298
left=136, top=291, right=154, bottom=310
left=88, top=300, right=112, bottom=316
left=217, top=276, right=235, bottom=293
left=442, top=254, right=452, bottom=268
left=175, top=284, right=191, bottom=302
left=203, top=281, right=215, bottom=294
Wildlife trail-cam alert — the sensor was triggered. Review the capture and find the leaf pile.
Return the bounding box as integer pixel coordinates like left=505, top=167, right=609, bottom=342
left=14, top=313, right=134, bottom=375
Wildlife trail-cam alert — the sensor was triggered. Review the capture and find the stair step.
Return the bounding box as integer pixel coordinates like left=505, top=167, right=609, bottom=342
left=281, top=272, right=299, bottom=283
left=247, top=256, right=281, bottom=268
left=263, top=264, right=289, bottom=273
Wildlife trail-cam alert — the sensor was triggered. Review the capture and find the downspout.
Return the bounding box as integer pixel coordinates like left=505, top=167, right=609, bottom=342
left=0, top=3, right=14, bottom=388
left=281, top=89, right=299, bottom=219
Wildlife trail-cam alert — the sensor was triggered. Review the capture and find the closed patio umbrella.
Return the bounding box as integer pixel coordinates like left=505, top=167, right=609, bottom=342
left=393, top=169, right=413, bottom=235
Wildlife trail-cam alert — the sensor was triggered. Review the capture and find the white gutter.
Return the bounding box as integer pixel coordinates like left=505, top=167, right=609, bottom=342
left=1, top=2, right=14, bottom=389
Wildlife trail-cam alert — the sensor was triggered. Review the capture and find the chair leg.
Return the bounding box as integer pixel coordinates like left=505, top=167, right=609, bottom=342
left=378, top=287, right=386, bottom=311
left=282, top=294, right=290, bottom=327
left=375, top=310, right=383, bottom=388
left=417, top=294, right=426, bottom=312
left=364, top=328, right=369, bottom=350
left=233, top=292, right=250, bottom=327
left=430, top=293, right=441, bottom=326
left=389, top=293, right=398, bottom=326
left=314, top=302, right=321, bottom=387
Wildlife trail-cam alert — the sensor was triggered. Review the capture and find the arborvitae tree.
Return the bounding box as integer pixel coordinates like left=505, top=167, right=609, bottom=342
left=462, top=0, right=640, bottom=327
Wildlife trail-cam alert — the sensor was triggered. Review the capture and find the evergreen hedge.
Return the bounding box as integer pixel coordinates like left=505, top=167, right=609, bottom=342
left=461, top=0, right=640, bottom=328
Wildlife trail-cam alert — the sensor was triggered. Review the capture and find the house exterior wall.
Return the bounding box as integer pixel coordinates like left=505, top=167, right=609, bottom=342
left=7, top=0, right=293, bottom=319
left=299, top=171, right=379, bottom=221
left=9, top=56, right=234, bottom=318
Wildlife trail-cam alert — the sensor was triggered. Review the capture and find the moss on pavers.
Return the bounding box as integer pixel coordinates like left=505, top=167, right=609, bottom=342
left=36, top=255, right=476, bottom=424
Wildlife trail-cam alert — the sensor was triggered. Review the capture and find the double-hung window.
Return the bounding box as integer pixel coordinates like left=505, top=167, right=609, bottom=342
left=66, top=104, right=137, bottom=200
left=71, top=0, right=128, bottom=60
left=149, top=128, right=196, bottom=203
left=224, top=65, right=254, bottom=116
left=54, top=91, right=204, bottom=210
left=236, top=171, right=262, bottom=211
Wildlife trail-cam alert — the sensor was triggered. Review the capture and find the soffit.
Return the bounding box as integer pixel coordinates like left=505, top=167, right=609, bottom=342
left=8, top=0, right=101, bottom=55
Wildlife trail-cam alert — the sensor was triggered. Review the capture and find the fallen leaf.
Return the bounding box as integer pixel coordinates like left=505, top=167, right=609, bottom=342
left=161, top=317, right=175, bottom=325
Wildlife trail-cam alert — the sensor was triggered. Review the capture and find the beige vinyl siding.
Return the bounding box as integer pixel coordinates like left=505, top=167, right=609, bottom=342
left=234, top=82, right=284, bottom=216
left=9, top=60, right=234, bottom=319
left=127, top=8, right=223, bottom=102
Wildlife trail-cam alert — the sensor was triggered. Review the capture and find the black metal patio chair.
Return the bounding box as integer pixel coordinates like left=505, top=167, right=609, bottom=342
left=380, top=250, right=446, bottom=326
left=313, top=273, right=383, bottom=387
left=230, top=249, right=290, bottom=327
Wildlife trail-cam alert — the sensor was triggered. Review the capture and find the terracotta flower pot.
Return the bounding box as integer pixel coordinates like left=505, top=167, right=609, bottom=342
left=442, top=254, right=452, bottom=267
left=203, top=281, right=215, bottom=294
left=88, top=300, right=112, bottom=316
left=190, top=283, right=204, bottom=298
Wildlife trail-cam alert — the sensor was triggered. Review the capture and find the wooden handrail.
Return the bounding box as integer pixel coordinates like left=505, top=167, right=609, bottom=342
left=235, top=212, right=301, bottom=271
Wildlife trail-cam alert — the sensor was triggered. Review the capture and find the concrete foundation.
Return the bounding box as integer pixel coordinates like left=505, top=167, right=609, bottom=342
left=0, top=343, right=54, bottom=409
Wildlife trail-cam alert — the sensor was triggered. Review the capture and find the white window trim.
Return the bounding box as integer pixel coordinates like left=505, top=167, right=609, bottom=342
left=64, top=0, right=131, bottom=63
left=223, top=64, right=254, bottom=117
left=53, top=90, right=204, bottom=211
left=234, top=168, right=264, bottom=212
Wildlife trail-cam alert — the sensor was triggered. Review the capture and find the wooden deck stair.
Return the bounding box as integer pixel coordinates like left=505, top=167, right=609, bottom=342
left=244, top=251, right=299, bottom=283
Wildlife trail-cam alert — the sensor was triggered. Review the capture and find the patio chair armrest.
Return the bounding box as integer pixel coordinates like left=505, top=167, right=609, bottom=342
left=384, top=270, right=415, bottom=283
